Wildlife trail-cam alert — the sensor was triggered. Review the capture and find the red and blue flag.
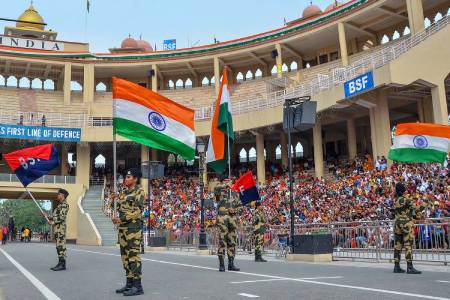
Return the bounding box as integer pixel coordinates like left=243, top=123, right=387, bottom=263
left=4, top=144, right=60, bottom=187
left=231, top=171, right=260, bottom=206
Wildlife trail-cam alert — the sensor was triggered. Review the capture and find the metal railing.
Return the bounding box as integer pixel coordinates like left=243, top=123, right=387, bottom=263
left=0, top=173, right=76, bottom=184
left=143, top=218, right=449, bottom=263
left=0, top=111, right=87, bottom=128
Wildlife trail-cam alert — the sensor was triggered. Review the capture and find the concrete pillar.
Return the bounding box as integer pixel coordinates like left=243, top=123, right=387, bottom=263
left=75, top=143, right=90, bottom=188
left=371, top=91, right=392, bottom=159
left=280, top=132, right=288, bottom=169
left=431, top=83, right=449, bottom=125
left=422, top=96, right=434, bottom=123
left=338, top=22, right=349, bottom=66
left=346, top=119, right=357, bottom=160
left=313, top=122, right=324, bottom=178
left=275, top=43, right=283, bottom=78
left=61, top=144, right=69, bottom=176
left=214, top=56, right=221, bottom=95
left=152, top=64, right=158, bottom=92
left=63, top=63, right=71, bottom=105
left=406, top=0, right=425, bottom=35
left=151, top=149, right=158, bottom=161
left=369, top=108, right=378, bottom=159
left=417, top=99, right=425, bottom=122
left=141, top=144, right=149, bottom=194
left=83, top=64, right=95, bottom=103
left=256, top=133, right=266, bottom=184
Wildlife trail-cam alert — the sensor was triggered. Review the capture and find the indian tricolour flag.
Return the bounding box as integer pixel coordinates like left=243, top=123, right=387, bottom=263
left=388, top=123, right=450, bottom=163
left=112, top=77, right=195, bottom=160
left=206, top=69, right=234, bottom=173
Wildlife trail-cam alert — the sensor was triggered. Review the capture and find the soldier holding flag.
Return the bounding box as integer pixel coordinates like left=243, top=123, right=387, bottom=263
left=47, top=188, right=69, bottom=271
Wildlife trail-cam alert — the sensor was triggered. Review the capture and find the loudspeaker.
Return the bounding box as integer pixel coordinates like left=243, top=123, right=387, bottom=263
left=0, top=153, right=2, bottom=161
left=283, top=101, right=317, bottom=132
left=292, top=234, right=333, bottom=254
left=271, top=49, right=278, bottom=59
left=148, top=236, right=166, bottom=247
left=148, top=69, right=155, bottom=77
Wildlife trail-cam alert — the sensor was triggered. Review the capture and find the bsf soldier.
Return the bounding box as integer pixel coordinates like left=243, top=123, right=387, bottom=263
left=113, top=168, right=145, bottom=296
left=215, top=182, right=241, bottom=272
left=47, top=188, right=69, bottom=271
left=393, top=182, right=427, bottom=274
left=252, top=201, right=267, bottom=262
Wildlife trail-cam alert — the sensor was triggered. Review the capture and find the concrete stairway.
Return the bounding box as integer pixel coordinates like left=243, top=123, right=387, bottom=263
left=82, top=186, right=117, bottom=246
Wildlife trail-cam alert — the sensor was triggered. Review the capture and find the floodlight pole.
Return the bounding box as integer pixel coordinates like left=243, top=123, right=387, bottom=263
left=197, top=142, right=207, bottom=250
left=284, top=96, right=310, bottom=254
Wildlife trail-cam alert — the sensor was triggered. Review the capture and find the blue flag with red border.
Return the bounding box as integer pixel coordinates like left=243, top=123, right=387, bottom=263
left=4, top=144, right=60, bottom=187
left=231, top=171, right=260, bottom=206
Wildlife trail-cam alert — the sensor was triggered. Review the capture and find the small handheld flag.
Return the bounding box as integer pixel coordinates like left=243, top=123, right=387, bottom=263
left=4, top=144, right=60, bottom=187
left=231, top=171, right=260, bottom=206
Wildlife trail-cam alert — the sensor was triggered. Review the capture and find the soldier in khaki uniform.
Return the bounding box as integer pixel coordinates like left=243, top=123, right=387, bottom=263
left=393, top=182, right=427, bottom=274
left=215, top=181, right=241, bottom=272
left=112, top=168, right=145, bottom=296
left=252, top=201, right=267, bottom=262
left=47, top=188, right=69, bottom=271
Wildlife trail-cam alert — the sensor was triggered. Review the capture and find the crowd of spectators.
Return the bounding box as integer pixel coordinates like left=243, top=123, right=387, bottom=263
left=103, top=157, right=449, bottom=234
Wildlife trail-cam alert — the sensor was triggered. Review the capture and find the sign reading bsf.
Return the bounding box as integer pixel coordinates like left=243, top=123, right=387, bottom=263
left=0, top=124, right=81, bottom=142
left=344, top=71, right=374, bottom=98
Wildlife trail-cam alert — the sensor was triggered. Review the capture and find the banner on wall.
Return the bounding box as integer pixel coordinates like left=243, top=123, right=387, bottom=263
left=0, top=124, right=81, bottom=142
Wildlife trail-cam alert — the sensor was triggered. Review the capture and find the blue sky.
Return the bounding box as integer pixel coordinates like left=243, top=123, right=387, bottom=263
left=2, top=0, right=341, bottom=52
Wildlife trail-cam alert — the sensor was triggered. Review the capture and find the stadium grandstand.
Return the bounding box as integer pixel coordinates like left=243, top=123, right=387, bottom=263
left=0, top=0, right=449, bottom=249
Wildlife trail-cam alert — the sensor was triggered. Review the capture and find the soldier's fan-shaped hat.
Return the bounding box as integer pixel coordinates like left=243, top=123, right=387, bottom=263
left=126, top=168, right=142, bottom=179
left=58, top=188, right=69, bottom=198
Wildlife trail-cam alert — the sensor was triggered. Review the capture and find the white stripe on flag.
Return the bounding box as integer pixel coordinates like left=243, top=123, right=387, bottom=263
left=392, top=134, right=449, bottom=153
left=114, top=99, right=195, bottom=149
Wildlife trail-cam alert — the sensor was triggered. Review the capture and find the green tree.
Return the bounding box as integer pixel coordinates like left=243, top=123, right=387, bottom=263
left=0, top=200, right=50, bottom=232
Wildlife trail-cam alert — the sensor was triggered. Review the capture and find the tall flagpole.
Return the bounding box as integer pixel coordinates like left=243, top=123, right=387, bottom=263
left=25, top=187, right=50, bottom=223
left=113, top=99, right=118, bottom=213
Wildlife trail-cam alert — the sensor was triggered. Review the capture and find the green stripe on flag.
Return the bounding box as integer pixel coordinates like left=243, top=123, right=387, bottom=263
left=207, top=138, right=231, bottom=173
left=113, top=118, right=195, bottom=161
left=388, top=148, right=447, bottom=164
left=218, top=102, right=234, bottom=140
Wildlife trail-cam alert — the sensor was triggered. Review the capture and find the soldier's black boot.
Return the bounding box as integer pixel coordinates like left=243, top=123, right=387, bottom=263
left=50, top=260, right=60, bottom=271
left=219, top=256, right=225, bottom=272
left=116, top=278, right=132, bottom=293
left=52, top=258, right=66, bottom=271
left=393, top=262, right=405, bottom=273
left=228, top=257, right=240, bottom=271
left=407, top=262, right=421, bottom=274
left=123, top=279, right=144, bottom=296
left=255, top=251, right=267, bottom=262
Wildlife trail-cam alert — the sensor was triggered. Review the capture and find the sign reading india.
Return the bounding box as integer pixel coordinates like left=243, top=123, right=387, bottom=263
left=0, top=124, right=81, bottom=142
left=344, top=71, right=374, bottom=98
left=0, top=36, right=64, bottom=51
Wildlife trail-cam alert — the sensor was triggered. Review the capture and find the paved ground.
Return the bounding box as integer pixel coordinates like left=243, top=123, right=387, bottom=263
left=0, top=242, right=449, bottom=300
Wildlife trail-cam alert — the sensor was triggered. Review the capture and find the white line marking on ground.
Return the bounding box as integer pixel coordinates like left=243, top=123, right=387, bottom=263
left=238, top=293, right=260, bottom=298
left=69, top=247, right=450, bottom=300
left=437, top=280, right=450, bottom=283
left=231, top=276, right=343, bottom=284
left=0, top=248, right=61, bottom=300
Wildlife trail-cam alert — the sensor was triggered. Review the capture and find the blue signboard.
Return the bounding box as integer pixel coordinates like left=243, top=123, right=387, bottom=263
left=163, top=39, right=176, bottom=51
left=0, top=124, right=81, bottom=142
left=344, top=71, right=374, bottom=98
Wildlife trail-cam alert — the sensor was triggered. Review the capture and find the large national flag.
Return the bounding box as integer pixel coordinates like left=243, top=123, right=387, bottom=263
left=231, top=171, right=260, bottom=206
left=112, top=77, right=195, bottom=161
left=206, top=69, right=234, bottom=173
left=4, top=144, right=60, bottom=187
left=388, top=123, right=450, bottom=163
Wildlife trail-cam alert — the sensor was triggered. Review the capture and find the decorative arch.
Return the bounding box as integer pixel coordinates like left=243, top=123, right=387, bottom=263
left=176, top=154, right=185, bottom=163
left=295, top=142, right=304, bottom=158
left=245, top=70, right=253, bottom=80
left=275, top=145, right=281, bottom=159
left=168, top=80, right=175, bottom=89
left=31, top=78, right=42, bottom=89
left=248, top=147, right=256, bottom=162
left=201, top=77, right=210, bottom=86
left=185, top=78, right=193, bottom=88
left=236, top=72, right=244, bottom=82
left=255, top=69, right=263, bottom=78
left=282, top=63, right=289, bottom=72
left=270, top=65, right=277, bottom=75
left=239, top=148, right=247, bottom=163
left=176, top=79, right=184, bottom=89
left=44, top=79, right=55, bottom=90
left=306, top=63, right=311, bottom=69
left=94, top=154, right=106, bottom=167
left=290, top=61, right=298, bottom=71
left=71, top=81, right=82, bottom=91
left=381, top=34, right=390, bottom=44
left=0, top=75, right=4, bottom=86
left=424, top=17, right=431, bottom=28
left=7, top=76, right=18, bottom=87
left=392, top=30, right=400, bottom=40
left=210, top=77, right=216, bottom=86
left=434, top=12, right=443, bottom=23
left=19, top=77, right=30, bottom=88
left=168, top=153, right=176, bottom=165
left=96, top=82, right=107, bottom=92
left=403, top=26, right=411, bottom=36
